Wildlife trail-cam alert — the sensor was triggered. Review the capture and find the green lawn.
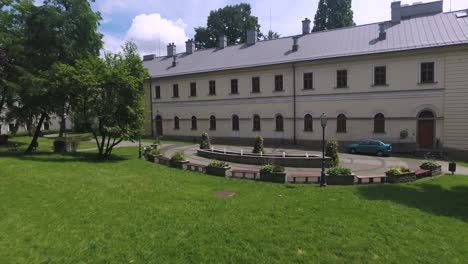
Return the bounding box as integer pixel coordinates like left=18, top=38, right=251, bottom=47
left=0, top=148, right=467, bottom=263
left=0, top=135, right=97, bottom=153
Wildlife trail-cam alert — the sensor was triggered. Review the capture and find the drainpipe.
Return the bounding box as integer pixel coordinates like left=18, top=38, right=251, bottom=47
left=292, top=62, right=297, bottom=145
left=149, top=78, right=154, bottom=137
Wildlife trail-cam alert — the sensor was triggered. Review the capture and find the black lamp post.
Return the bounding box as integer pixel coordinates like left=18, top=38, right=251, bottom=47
left=138, top=136, right=142, bottom=159
left=320, top=113, right=328, bottom=187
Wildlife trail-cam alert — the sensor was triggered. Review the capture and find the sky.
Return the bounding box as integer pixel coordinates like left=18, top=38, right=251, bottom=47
left=90, top=0, right=468, bottom=56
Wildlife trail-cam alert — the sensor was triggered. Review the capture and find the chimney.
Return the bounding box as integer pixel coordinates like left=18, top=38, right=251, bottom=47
left=218, top=34, right=227, bottom=49
left=172, top=56, right=177, bottom=67
left=302, top=18, right=311, bottom=35
left=246, top=29, right=257, bottom=45
left=167, top=43, right=176, bottom=57
left=391, top=1, right=401, bottom=23
left=292, top=36, right=299, bottom=52
left=378, top=23, right=387, bottom=40
left=185, top=39, right=195, bottom=54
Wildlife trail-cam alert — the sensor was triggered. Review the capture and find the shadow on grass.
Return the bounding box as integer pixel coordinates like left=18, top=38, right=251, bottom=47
left=358, top=179, right=468, bottom=222
left=0, top=151, right=129, bottom=164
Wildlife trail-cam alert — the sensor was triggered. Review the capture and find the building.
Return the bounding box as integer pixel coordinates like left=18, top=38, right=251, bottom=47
left=142, top=1, right=468, bottom=158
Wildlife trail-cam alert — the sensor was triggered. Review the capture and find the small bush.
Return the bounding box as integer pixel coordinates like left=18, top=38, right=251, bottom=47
left=420, top=160, right=441, bottom=171
left=151, top=148, right=161, bottom=156
left=386, top=167, right=402, bottom=176
left=153, top=139, right=161, bottom=145
left=259, top=164, right=284, bottom=174
left=208, top=160, right=230, bottom=168
left=327, top=166, right=353, bottom=177
left=200, top=132, right=211, bottom=150
left=400, top=166, right=411, bottom=173
left=143, top=146, right=152, bottom=156
left=252, top=135, right=264, bottom=154
left=170, top=151, right=186, bottom=162
left=325, top=139, right=339, bottom=167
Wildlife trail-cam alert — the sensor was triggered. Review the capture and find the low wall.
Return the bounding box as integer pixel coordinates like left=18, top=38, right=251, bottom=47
left=197, top=149, right=331, bottom=168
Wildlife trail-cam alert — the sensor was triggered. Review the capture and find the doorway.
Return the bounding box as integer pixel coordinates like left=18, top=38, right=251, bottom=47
left=155, top=115, right=163, bottom=136
left=417, top=110, right=435, bottom=149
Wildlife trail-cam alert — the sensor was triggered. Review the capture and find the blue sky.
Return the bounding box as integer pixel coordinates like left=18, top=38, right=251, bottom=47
left=91, top=0, right=467, bottom=55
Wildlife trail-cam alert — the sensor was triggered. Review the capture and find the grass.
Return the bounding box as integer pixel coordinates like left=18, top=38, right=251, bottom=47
left=141, top=137, right=193, bottom=146
left=0, top=135, right=98, bottom=153
left=0, top=148, right=468, bottom=263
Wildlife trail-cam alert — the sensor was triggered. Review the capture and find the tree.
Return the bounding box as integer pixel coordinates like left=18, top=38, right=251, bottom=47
left=194, top=3, right=262, bottom=49
left=263, top=30, right=281, bottom=40
left=312, top=0, right=355, bottom=32
left=73, top=42, right=147, bottom=159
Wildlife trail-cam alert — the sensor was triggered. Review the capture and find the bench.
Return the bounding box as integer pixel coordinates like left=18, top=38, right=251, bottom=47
left=356, top=175, right=386, bottom=184
left=186, top=163, right=207, bottom=173
left=289, top=173, right=321, bottom=183
left=415, top=169, right=430, bottom=178
left=231, top=169, right=259, bottom=180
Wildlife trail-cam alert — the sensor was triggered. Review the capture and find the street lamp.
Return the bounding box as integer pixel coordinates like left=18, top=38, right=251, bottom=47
left=320, top=113, right=328, bottom=187
left=138, top=136, right=142, bottom=159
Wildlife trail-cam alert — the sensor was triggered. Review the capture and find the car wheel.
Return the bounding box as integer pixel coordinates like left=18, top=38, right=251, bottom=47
left=350, top=148, right=357, bottom=154
left=377, top=151, right=384, bottom=157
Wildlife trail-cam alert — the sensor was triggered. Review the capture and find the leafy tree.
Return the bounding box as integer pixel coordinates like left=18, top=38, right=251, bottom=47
left=313, top=0, right=355, bottom=32
left=263, top=30, right=281, bottom=40
left=73, top=42, right=148, bottom=159
left=325, top=138, right=340, bottom=167
left=194, top=3, right=262, bottom=49
left=252, top=135, right=264, bottom=154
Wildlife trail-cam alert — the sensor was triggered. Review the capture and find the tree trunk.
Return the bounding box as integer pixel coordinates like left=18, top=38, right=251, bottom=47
left=25, top=112, right=46, bottom=153
left=59, top=113, right=66, bottom=138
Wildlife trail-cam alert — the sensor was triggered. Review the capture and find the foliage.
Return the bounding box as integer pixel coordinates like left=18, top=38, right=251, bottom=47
left=259, top=164, right=285, bottom=174
left=313, top=0, right=355, bottom=32
left=263, top=30, right=280, bottom=40
left=170, top=151, right=186, bottom=162
left=252, top=135, right=264, bottom=154
left=208, top=160, right=230, bottom=168
left=325, top=138, right=340, bottom=167
left=200, top=132, right=211, bottom=150
left=153, top=139, right=161, bottom=145
left=386, top=167, right=411, bottom=176
left=194, top=3, right=262, bottom=49
left=421, top=160, right=441, bottom=171
left=327, top=166, right=353, bottom=177
left=151, top=148, right=161, bottom=156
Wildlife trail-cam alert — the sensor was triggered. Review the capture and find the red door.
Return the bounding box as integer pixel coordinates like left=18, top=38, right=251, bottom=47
left=418, top=120, right=434, bottom=149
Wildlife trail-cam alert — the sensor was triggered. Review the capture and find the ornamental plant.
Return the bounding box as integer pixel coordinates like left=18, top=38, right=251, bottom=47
left=170, top=151, right=186, bottom=162
left=327, top=166, right=353, bottom=177
left=200, top=132, right=211, bottom=150
left=208, top=160, right=230, bottom=168
left=420, top=160, right=441, bottom=171
left=385, top=167, right=402, bottom=176
left=325, top=139, right=340, bottom=167
left=252, top=135, right=264, bottom=154
left=151, top=148, right=161, bottom=156
left=259, top=164, right=285, bottom=174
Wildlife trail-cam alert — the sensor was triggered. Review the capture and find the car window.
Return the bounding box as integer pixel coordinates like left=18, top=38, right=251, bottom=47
left=369, top=141, right=379, bottom=146
left=359, top=140, right=368, bottom=145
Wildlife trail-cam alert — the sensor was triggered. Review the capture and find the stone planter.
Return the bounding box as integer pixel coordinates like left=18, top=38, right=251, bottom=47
left=421, top=166, right=442, bottom=177
left=327, top=175, right=355, bottom=185
left=206, top=166, right=231, bottom=177
left=386, top=172, right=416, bottom=183
left=0, top=135, right=9, bottom=145
left=260, top=171, right=287, bottom=183
left=145, top=154, right=155, bottom=162
left=153, top=154, right=163, bottom=163
left=170, top=160, right=189, bottom=169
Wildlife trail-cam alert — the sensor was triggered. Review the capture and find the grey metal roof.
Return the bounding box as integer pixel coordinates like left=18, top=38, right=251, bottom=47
left=144, top=11, right=468, bottom=78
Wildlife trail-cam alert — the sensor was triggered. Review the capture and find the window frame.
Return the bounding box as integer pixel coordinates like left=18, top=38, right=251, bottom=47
left=373, top=66, right=387, bottom=86
left=304, top=114, right=313, bottom=132
left=209, top=80, right=216, bottom=95
left=373, top=113, right=385, bottom=134
left=154, top=85, right=161, bottom=99
left=275, top=114, right=284, bottom=132
left=232, top=115, right=240, bottom=131
left=253, top=115, right=261, bottom=131
left=209, top=115, right=216, bottom=130
left=172, top=84, right=179, bottom=98
left=252, top=77, right=260, bottom=93
left=303, top=72, right=314, bottom=90
left=190, top=82, right=197, bottom=97
left=274, top=75, right=284, bottom=91
left=420, top=62, right=435, bottom=84
left=174, top=116, right=180, bottom=130
left=191, top=116, right=197, bottom=130
left=337, top=114, right=347, bottom=133
left=230, top=79, right=238, bottom=94
left=336, top=70, right=348, bottom=88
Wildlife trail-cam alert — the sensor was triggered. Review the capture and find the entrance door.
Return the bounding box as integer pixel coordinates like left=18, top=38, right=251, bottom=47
left=417, top=111, right=435, bottom=149
left=155, top=115, right=163, bottom=136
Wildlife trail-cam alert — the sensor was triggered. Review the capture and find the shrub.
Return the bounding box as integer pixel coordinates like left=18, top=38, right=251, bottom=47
left=53, top=138, right=80, bottom=153
left=325, top=139, right=340, bottom=167
left=327, top=166, right=353, bottom=177
left=200, top=132, right=211, bottom=150
left=252, top=135, right=264, bottom=154
left=386, top=167, right=402, bottom=176
left=400, top=166, right=411, bottom=173
left=170, top=151, right=186, bottom=162
left=153, top=139, right=161, bottom=145
left=259, top=164, right=284, bottom=174
left=420, top=160, right=441, bottom=171
left=143, top=146, right=152, bottom=156
left=151, top=148, right=161, bottom=156
left=208, top=160, right=230, bottom=168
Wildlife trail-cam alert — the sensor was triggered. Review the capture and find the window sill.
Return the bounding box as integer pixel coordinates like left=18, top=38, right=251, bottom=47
left=418, top=81, right=438, bottom=85
left=189, top=95, right=197, bottom=97
left=373, top=131, right=386, bottom=134
left=250, top=91, right=261, bottom=94
left=191, top=128, right=197, bottom=131
left=172, top=96, right=179, bottom=99
left=207, top=94, right=216, bottom=96
left=334, top=86, right=349, bottom=89
left=304, top=130, right=314, bottom=132
left=273, top=90, right=285, bottom=93
left=336, top=131, right=347, bottom=134
left=209, top=129, right=216, bottom=131
left=229, top=93, right=239, bottom=95
left=371, top=84, right=389, bottom=87
left=302, top=88, right=314, bottom=91
left=275, top=130, right=284, bottom=132
left=253, top=130, right=261, bottom=132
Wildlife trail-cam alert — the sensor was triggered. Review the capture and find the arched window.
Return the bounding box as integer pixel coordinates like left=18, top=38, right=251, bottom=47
left=304, top=114, right=313, bottom=132
left=275, top=114, right=284, bottom=132
left=174, top=116, right=180, bottom=130
left=232, top=115, right=239, bottom=131
left=374, top=113, right=385, bottom=133
left=337, top=114, right=347, bottom=133
left=419, top=110, right=435, bottom=119
left=253, top=115, right=261, bottom=131
left=209, top=115, right=216, bottom=130
left=191, top=116, right=197, bottom=130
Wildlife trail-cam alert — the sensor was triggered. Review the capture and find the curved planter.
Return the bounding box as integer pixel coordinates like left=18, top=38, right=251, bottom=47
left=386, top=172, right=416, bottom=183
left=206, top=166, right=231, bottom=177
left=260, top=172, right=287, bottom=183
left=170, top=160, right=189, bottom=169
left=327, top=175, right=355, bottom=185
left=420, top=166, right=442, bottom=177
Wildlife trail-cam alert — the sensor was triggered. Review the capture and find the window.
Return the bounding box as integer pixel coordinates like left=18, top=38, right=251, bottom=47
left=337, top=70, right=348, bottom=88
left=374, top=113, right=385, bottom=133
left=191, top=116, right=197, bottom=130
left=337, top=114, right=347, bottom=133
left=209, top=115, right=216, bottom=130
left=304, top=114, right=313, bottom=132
left=252, top=77, right=260, bottom=93
left=303, top=72, right=313, bottom=90
left=209, top=80, right=216, bottom=95
left=374, top=66, right=387, bottom=86
left=420, top=62, right=435, bottom=83
left=155, top=86, right=161, bottom=99
left=231, top=79, right=238, bottom=94
left=44, top=122, right=50, bottom=130
left=173, top=84, right=179, bottom=98
left=275, top=75, right=283, bottom=91
left=275, top=115, right=284, bottom=132
left=174, top=116, right=180, bottom=130
left=253, top=115, right=261, bottom=131
left=190, top=82, right=197, bottom=97
left=232, top=115, right=239, bottom=131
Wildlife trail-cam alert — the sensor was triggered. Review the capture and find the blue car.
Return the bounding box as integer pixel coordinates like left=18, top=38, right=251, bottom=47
left=346, top=139, right=392, bottom=157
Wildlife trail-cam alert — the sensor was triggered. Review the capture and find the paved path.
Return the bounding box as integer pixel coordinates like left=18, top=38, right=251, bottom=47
left=161, top=144, right=468, bottom=176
